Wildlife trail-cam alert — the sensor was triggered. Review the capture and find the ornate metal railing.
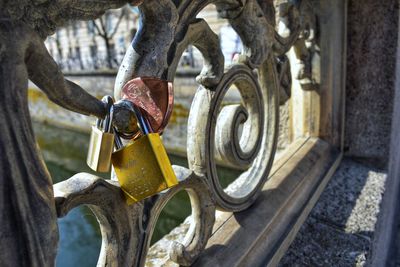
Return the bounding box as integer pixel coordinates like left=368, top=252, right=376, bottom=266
left=55, top=0, right=318, bottom=265
left=0, top=0, right=319, bottom=266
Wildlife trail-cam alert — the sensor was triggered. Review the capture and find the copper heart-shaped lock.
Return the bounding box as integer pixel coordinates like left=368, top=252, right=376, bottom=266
left=121, top=77, right=174, bottom=135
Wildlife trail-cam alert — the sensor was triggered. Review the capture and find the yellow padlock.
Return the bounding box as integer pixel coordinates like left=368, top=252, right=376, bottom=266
left=111, top=104, right=178, bottom=204
left=87, top=96, right=115, bottom=172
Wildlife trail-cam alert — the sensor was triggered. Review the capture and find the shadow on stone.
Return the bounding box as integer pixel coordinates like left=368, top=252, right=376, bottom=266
left=279, top=158, right=387, bottom=266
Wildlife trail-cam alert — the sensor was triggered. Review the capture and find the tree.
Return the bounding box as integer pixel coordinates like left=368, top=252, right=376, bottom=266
left=92, top=7, right=128, bottom=69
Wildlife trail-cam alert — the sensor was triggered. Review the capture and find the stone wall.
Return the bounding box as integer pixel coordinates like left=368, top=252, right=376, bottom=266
left=345, top=0, right=399, bottom=167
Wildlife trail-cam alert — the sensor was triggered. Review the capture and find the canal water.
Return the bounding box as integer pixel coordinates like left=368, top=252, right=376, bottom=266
left=33, top=122, right=240, bottom=267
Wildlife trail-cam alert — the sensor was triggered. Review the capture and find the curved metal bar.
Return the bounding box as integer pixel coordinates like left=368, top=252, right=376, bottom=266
left=167, top=18, right=225, bottom=88
left=138, top=166, right=216, bottom=266
left=217, top=0, right=275, bottom=69
left=187, top=63, right=278, bottom=211
left=114, top=0, right=179, bottom=98
left=54, top=173, right=143, bottom=266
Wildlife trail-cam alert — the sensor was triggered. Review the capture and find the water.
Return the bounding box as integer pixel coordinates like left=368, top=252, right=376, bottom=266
left=33, top=122, right=241, bottom=267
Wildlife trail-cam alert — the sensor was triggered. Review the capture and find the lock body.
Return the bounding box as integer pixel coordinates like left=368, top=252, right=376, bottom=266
left=87, top=125, right=115, bottom=172
left=111, top=133, right=178, bottom=204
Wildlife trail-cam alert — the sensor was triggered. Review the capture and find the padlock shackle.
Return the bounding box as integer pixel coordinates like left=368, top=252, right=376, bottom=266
left=96, top=118, right=102, bottom=129
left=111, top=105, right=125, bottom=150
left=132, top=105, right=151, bottom=135
left=113, top=127, right=124, bottom=150
left=112, top=99, right=153, bottom=150
left=103, top=96, right=114, bottom=133
left=114, top=99, right=153, bottom=135
left=104, top=106, right=113, bottom=133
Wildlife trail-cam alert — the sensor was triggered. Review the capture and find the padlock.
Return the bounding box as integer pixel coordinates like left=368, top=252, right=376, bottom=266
left=120, top=77, right=174, bottom=133
left=87, top=96, right=115, bottom=172
left=111, top=103, right=178, bottom=204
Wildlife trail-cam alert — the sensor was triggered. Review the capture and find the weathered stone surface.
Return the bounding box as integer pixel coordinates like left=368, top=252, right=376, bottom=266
left=280, top=218, right=370, bottom=267
left=370, top=21, right=400, bottom=266
left=345, top=0, right=399, bottom=166
left=312, top=160, right=386, bottom=234
left=278, top=100, right=290, bottom=150
left=279, top=158, right=387, bottom=266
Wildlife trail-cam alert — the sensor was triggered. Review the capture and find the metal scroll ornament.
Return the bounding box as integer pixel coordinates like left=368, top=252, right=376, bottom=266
left=187, top=63, right=278, bottom=211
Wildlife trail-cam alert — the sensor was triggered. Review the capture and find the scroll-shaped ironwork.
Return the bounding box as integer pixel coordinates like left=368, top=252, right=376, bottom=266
left=50, top=0, right=319, bottom=266
left=187, top=63, right=278, bottom=211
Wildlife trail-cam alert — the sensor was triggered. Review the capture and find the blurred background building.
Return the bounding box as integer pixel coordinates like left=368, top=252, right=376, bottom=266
left=44, top=5, right=242, bottom=72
